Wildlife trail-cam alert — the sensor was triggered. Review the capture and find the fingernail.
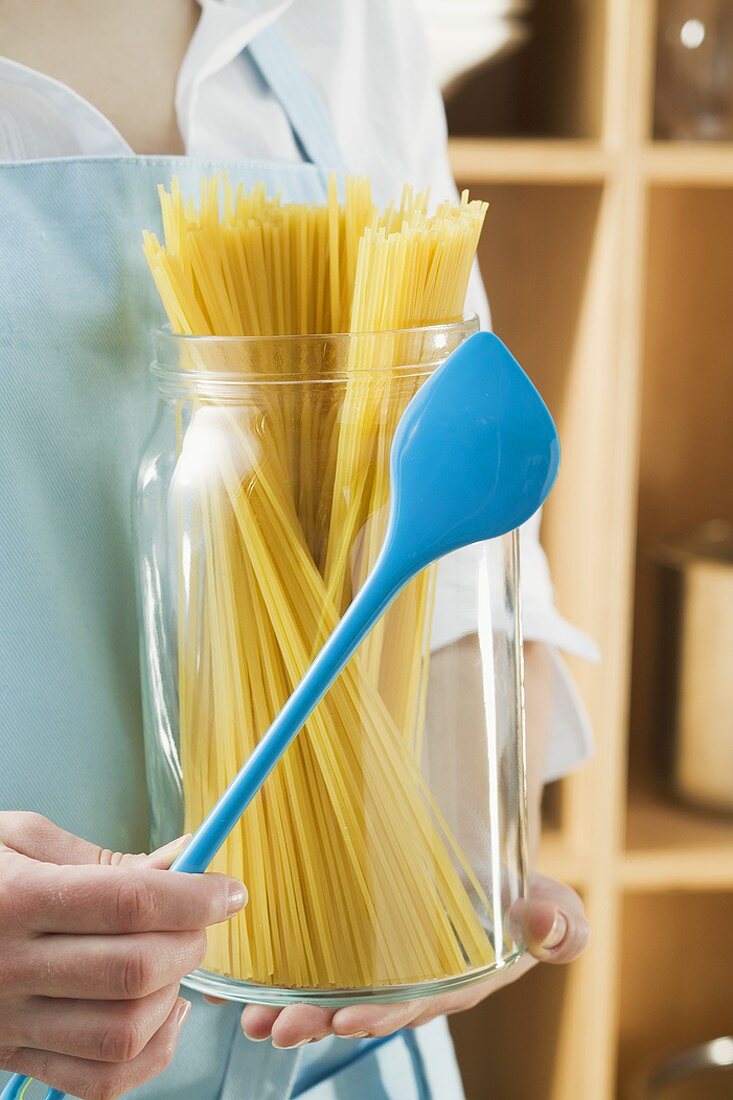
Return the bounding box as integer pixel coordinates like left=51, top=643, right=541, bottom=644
left=148, top=834, right=192, bottom=863
left=176, top=999, right=192, bottom=1029
left=336, top=1030, right=370, bottom=1039
left=540, top=911, right=568, bottom=951
left=272, top=1038, right=310, bottom=1049
left=227, top=881, right=248, bottom=915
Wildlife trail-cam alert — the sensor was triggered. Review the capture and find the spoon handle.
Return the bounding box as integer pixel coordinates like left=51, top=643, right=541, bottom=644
left=172, top=551, right=406, bottom=875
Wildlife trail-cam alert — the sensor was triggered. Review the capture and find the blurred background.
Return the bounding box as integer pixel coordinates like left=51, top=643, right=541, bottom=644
left=415, top=1, right=733, bottom=1097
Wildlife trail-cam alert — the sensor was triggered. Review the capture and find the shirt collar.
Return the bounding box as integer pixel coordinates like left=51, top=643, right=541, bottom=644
left=176, top=0, right=294, bottom=146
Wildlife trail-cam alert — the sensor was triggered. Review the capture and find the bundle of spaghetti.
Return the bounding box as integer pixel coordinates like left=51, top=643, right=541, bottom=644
left=143, top=174, right=496, bottom=987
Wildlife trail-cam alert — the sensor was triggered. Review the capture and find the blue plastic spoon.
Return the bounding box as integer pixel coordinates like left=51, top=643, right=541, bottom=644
left=3, top=331, right=558, bottom=1100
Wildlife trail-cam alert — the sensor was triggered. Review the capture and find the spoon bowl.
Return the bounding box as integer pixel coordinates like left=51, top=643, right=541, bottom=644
left=383, top=329, right=559, bottom=581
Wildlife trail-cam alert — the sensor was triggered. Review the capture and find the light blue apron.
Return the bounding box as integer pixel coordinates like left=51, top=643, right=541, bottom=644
left=0, top=22, right=464, bottom=1100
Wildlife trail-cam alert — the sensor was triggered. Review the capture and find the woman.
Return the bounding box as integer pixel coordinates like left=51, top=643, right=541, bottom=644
left=0, top=2, right=593, bottom=1097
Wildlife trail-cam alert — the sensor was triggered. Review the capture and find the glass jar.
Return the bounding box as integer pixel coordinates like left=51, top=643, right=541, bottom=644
left=655, top=0, right=733, bottom=140
left=136, top=318, right=529, bottom=1006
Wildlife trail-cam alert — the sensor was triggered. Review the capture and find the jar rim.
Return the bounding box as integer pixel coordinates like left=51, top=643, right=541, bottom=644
left=151, top=315, right=480, bottom=393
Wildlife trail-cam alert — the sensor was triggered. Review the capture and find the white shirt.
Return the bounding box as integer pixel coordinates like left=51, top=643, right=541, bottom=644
left=0, top=0, right=597, bottom=781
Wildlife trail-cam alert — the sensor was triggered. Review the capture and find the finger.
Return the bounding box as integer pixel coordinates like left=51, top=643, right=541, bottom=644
left=241, top=1005, right=281, bottom=1042
left=0, top=812, right=146, bottom=866
left=331, top=1000, right=422, bottom=1039
left=525, top=874, right=586, bottom=916
left=406, top=956, right=539, bottom=1028
left=15, top=931, right=207, bottom=999
left=6, top=862, right=246, bottom=934
left=204, top=996, right=229, bottom=1006
left=143, top=835, right=193, bottom=870
left=525, top=902, right=589, bottom=963
left=0, top=997, right=190, bottom=1100
left=510, top=877, right=589, bottom=964
left=270, top=1006, right=336, bottom=1049
left=4, top=985, right=180, bottom=1061
left=0, top=812, right=192, bottom=870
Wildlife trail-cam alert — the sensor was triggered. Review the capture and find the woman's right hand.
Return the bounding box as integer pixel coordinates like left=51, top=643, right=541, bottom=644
left=0, top=812, right=246, bottom=1100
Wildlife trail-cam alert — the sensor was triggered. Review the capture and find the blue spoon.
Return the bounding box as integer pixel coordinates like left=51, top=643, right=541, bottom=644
left=3, top=331, right=558, bottom=1100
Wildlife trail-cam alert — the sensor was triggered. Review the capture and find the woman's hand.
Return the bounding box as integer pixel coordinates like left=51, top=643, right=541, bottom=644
left=239, top=874, right=588, bottom=1048
left=0, top=812, right=246, bottom=1100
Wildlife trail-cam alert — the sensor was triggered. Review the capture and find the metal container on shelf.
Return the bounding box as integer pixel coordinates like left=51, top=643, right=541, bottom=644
left=635, top=1037, right=733, bottom=1098
left=652, top=521, right=733, bottom=815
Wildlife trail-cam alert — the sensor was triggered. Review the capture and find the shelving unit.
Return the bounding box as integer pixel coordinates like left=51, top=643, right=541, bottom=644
left=444, top=2, right=733, bottom=1097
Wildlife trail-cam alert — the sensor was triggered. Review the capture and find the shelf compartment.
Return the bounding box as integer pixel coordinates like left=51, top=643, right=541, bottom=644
left=616, top=891, right=733, bottom=1098
left=629, top=185, right=733, bottom=791
left=623, top=792, right=733, bottom=890
left=449, top=139, right=612, bottom=184
left=444, top=0, right=607, bottom=139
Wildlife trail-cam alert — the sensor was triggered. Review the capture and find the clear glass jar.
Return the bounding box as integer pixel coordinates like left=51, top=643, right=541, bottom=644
left=136, top=319, right=529, bottom=1006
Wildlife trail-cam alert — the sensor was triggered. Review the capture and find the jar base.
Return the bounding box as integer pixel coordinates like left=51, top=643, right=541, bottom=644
left=182, top=947, right=526, bottom=1007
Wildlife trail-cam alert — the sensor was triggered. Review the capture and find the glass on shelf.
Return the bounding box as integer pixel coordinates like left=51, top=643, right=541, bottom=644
left=655, top=0, right=733, bottom=140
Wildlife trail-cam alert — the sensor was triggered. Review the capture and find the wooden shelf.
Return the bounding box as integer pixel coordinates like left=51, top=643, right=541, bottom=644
left=448, top=138, right=612, bottom=184
left=450, top=139, right=733, bottom=188
left=643, top=143, right=733, bottom=184
left=535, top=795, right=733, bottom=894
left=622, top=793, right=733, bottom=891
left=449, top=135, right=733, bottom=192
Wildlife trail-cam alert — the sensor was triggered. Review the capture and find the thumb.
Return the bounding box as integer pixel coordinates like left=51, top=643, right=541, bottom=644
left=0, top=811, right=190, bottom=869
left=509, top=874, right=589, bottom=965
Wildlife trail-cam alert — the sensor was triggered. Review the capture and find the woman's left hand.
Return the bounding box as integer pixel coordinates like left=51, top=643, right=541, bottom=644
left=238, top=873, right=588, bottom=1048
